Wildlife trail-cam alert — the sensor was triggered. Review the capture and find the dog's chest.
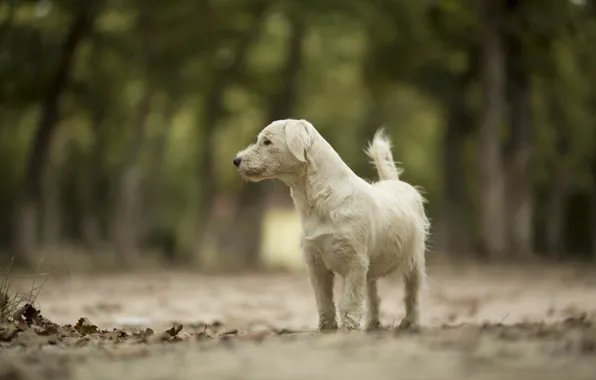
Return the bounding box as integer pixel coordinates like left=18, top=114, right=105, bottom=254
left=301, top=214, right=354, bottom=276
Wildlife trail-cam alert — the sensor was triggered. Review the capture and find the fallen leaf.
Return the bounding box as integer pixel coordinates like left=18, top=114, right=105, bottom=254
left=165, top=324, right=183, bottom=337
left=12, top=304, right=40, bottom=331
left=74, top=317, right=98, bottom=336
left=104, top=329, right=127, bottom=340
left=145, top=324, right=184, bottom=344
left=13, top=304, right=40, bottom=324
left=274, top=328, right=295, bottom=335
left=220, top=329, right=238, bottom=337
left=58, top=324, right=80, bottom=338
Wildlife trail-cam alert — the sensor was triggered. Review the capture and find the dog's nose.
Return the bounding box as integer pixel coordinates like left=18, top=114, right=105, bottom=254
left=233, top=157, right=242, bottom=167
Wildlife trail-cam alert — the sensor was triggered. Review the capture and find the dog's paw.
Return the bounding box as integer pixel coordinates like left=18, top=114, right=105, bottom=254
left=318, top=325, right=338, bottom=333
left=365, top=320, right=382, bottom=332
left=318, top=319, right=338, bottom=333
left=394, top=318, right=421, bottom=334
left=338, top=321, right=361, bottom=333
left=338, top=325, right=360, bottom=334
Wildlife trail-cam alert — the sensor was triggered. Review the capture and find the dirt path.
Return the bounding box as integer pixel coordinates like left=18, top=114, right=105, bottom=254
left=2, top=262, right=596, bottom=379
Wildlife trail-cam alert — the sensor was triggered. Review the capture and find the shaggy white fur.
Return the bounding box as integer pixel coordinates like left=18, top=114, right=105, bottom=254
left=234, top=119, right=430, bottom=332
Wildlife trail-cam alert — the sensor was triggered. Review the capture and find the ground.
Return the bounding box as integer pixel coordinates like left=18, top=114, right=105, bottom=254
left=2, top=260, right=596, bottom=380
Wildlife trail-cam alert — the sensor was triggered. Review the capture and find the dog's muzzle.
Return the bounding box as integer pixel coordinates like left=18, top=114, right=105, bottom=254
left=233, top=157, right=242, bottom=167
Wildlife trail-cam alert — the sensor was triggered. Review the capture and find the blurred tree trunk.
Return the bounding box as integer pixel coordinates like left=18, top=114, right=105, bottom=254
left=111, top=3, right=153, bottom=265
left=13, top=5, right=94, bottom=259
left=475, top=0, right=507, bottom=259
left=233, top=185, right=267, bottom=269
left=195, top=1, right=268, bottom=259
left=112, top=90, right=152, bottom=265
left=545, top=171, right=569, bottom=258
left=79, top=35, right=111, bottom=253
left=232, top=11, right=306, bottom=269
left=0, top=0, right=16, bottom=41
left=439, top=101, right=473, bottom=257
left=592, top=155, right=596, bottom=261
left=79, top=112, right=107, bottom=252
left=544, top=92, right=569, bottom=259
left=140, top=101, right=176, bottom=260
left=504, top=13, right=534, bottom=258
left=40, top=167, right=61, bottom=248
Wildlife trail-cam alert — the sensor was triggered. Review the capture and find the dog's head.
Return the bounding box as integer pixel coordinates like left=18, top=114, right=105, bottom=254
left=234, top=119, right=317, bottom=182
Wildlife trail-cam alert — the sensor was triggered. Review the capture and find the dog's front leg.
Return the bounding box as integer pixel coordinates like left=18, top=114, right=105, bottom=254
left=338, top=255, right=369, bottom=331
left=304, top=243, right=338, bottom=332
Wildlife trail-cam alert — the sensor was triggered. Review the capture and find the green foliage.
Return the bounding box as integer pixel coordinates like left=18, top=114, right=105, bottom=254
left=0, top=0, right=595, bottom=260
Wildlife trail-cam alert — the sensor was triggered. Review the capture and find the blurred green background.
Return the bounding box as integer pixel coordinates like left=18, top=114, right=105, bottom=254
left=0, top=0, right=595, bottom=271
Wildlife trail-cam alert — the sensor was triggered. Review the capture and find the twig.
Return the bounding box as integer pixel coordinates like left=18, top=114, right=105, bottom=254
left=61, top=254, right=71, bottom=282
left=0, top=255, right=52, bottom=320
left=498, top=312, right=509, bottom=325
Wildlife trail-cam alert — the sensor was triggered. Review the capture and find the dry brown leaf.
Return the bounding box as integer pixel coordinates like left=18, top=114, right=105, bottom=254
left=145, top=324, right=184, bottom=344
left=133, top=327, right=154, bottom=341
left=12, top=304, right=39, bottom=324
left=12, top=304, right=40, bottom=331
left=220, top=329, right=238, bottom=337
left=58, top=324, right=80, bottom=338
left=274, top=328, right=295, bottom=335
left=103, top=329, right=127, bottom=340
left=165, top=324, right=183, bottom=337
left=74, top=317, right=98, bottom=336
left=144, top=328, right=155, bottom=336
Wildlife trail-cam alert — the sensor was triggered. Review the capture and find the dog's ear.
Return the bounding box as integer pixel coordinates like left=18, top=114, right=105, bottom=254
left=285, top=120, right=315, bottom=162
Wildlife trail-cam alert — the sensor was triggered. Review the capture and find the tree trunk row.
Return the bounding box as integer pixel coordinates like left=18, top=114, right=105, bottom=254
left=14, top=5, right=96, bottom=260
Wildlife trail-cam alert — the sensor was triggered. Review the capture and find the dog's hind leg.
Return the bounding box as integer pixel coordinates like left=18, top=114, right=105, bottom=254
left=398, top=260, right=424, bottom=332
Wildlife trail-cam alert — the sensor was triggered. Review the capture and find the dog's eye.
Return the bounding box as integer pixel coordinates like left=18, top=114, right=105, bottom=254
left=263, top=139, right=272, bottom=146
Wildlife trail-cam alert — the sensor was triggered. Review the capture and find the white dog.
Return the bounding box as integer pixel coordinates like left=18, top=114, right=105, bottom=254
left=234, top=119, right=430, bottom=332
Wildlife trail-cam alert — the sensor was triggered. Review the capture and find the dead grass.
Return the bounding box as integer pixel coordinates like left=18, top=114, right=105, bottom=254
left=0, top=257, right=50, bottom=321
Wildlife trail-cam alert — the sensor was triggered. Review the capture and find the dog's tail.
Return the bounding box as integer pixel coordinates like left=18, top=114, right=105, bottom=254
left=365, top=128, right=403, bottom=181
